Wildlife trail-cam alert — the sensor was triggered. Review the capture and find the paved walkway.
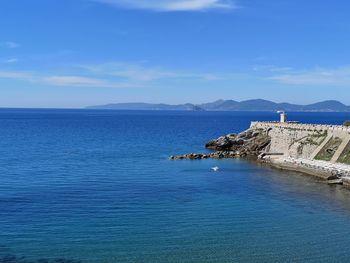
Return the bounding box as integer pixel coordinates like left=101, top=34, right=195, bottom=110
left=274, top=157, right=350, bottom=177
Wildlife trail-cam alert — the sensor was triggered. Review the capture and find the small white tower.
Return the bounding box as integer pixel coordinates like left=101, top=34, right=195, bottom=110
left=277, top=111, right=287, bottom=123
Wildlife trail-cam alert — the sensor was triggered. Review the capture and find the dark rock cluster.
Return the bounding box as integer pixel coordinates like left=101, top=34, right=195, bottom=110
left=170, top=128, right=271, bottom=160
left=169, top=151, right=240, bottom=160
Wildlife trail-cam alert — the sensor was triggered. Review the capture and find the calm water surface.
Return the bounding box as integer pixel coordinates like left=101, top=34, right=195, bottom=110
left=1, top=110, right=350, bottom=262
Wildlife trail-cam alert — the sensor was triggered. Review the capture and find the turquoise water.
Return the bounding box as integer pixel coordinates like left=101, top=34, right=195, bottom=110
left=1, top=110, right=350, bottom=262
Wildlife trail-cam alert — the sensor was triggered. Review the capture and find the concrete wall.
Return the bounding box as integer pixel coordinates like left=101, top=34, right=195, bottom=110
left=250, top=121, right=350, bottom=162
left=250, top=121, right=350, bottom=134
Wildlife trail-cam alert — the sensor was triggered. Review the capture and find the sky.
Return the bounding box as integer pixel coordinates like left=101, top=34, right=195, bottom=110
left=1, top=0, right=350, bottom=108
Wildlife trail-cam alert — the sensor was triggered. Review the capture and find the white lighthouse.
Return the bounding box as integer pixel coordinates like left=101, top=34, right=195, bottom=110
left=277, top=111, right=287, bottom=123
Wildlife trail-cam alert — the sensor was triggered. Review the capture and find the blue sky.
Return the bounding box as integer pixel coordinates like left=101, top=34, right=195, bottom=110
left=1, top=0, right=350, bottom=108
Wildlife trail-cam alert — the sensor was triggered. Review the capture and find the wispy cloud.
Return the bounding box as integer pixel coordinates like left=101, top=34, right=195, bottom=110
left=0, top=62, right=223, bottom=88
left=81, top=63, right=178, bottom=81
left=2, top=58, right=18, bottom=64
left=93, top=0, right=236, bottom=11
left=253, top=64, right=292, bottom=73
left=1, top=41, right=20, bottom=49
left=80, top=62, right=223, bottom=82
left=0, top=70, right=135, bottom=88
left=44, top=75, right=135, bottom=88
left=0, top=70, right=34, bottom=80
left=268, top=66, right=350, bottom=85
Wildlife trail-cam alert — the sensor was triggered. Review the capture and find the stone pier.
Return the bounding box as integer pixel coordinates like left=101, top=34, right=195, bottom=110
left=250, top=121, right=350, bottom=165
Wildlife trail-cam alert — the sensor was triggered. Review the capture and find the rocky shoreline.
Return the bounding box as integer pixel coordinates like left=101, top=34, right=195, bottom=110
left=169, top=127, right=271, bottom=160
left=169, top=124, right=350, bottom=187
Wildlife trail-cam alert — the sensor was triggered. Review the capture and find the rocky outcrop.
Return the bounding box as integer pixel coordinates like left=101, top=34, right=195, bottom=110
left=170, top=128, right=271, bottom=160
left=205, top=128, right=271, bottom=154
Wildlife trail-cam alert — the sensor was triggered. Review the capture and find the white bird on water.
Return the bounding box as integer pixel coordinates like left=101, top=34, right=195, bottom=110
left=211, top=166, right=219, bottom=172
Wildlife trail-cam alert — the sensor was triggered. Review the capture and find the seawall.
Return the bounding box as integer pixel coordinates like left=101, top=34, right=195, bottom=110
left=250, top=121, right=350, bottom=183
left=170, top=120, right=350, bottom=184
left=250, top=121, right=350, bottom=163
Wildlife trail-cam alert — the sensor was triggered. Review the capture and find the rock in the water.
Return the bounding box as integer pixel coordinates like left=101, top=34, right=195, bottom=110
left=169, top=151, right=238, bottom=160
left=169, top=153, right=209, bottom=160
left=170, top=128, right=271, bottom=160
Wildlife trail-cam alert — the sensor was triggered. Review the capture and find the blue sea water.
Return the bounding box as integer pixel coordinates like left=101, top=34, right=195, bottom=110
left=1, top=109, right=350, bottom=262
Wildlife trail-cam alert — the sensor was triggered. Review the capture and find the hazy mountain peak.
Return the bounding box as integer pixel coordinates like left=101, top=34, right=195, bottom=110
left=87, top=99, right=350, bottom=112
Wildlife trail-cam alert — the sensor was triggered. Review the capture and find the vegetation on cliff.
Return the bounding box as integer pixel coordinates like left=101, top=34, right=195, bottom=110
left=315, top=137, right=342, bottom=161
left=338, top=142, right=350, bottom=164
left=343, top=121, right=350, bottom=127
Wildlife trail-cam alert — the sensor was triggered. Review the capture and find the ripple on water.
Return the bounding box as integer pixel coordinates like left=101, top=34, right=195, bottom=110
left=1, top=110, right=350, bottom=262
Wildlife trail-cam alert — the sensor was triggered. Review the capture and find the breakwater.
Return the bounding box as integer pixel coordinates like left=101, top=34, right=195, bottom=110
left=171, top=120, right=350, bottom=185
left=251, top=121, right=350, bottom=184
left=250, top=121, right=350, bottom=163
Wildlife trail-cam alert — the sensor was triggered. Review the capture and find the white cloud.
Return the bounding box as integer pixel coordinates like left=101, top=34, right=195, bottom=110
left=0, top=70, right=132, bottom=88
left=1, top=41, right=20, bottom=48
left=0, top=62, right=224, bottom=88
left=2, top=58, right=18, bottom=63
left=268, top=66, right=350, bottom=86
left=81, top=63, right=178, bottom=81
left=80, top=62, right=222, bottom=82
left=0, top=70, right=34, bottom=80
left=44, top=76, right=110, bottom=87
left=253, top=64, right=292, bottom=72
left=93, top=0, right=235, bottom=11
left=43, top=75, right=134, bottom=88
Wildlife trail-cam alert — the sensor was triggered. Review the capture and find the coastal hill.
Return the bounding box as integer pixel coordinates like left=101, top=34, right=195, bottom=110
left=87, top=99, right=350, bottom=112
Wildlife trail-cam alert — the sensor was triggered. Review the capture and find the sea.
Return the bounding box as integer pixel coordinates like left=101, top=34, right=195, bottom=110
left=1, top=109, right=350, bottom=263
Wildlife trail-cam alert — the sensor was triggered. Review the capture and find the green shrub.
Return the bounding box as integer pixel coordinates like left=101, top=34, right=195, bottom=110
left=315, top=137, right=342, bottom=161
left=343, top=121, right=350, bottom=127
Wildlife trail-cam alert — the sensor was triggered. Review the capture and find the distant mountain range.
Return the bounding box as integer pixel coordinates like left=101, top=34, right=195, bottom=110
left=86, top=99, right=350, bottom=112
